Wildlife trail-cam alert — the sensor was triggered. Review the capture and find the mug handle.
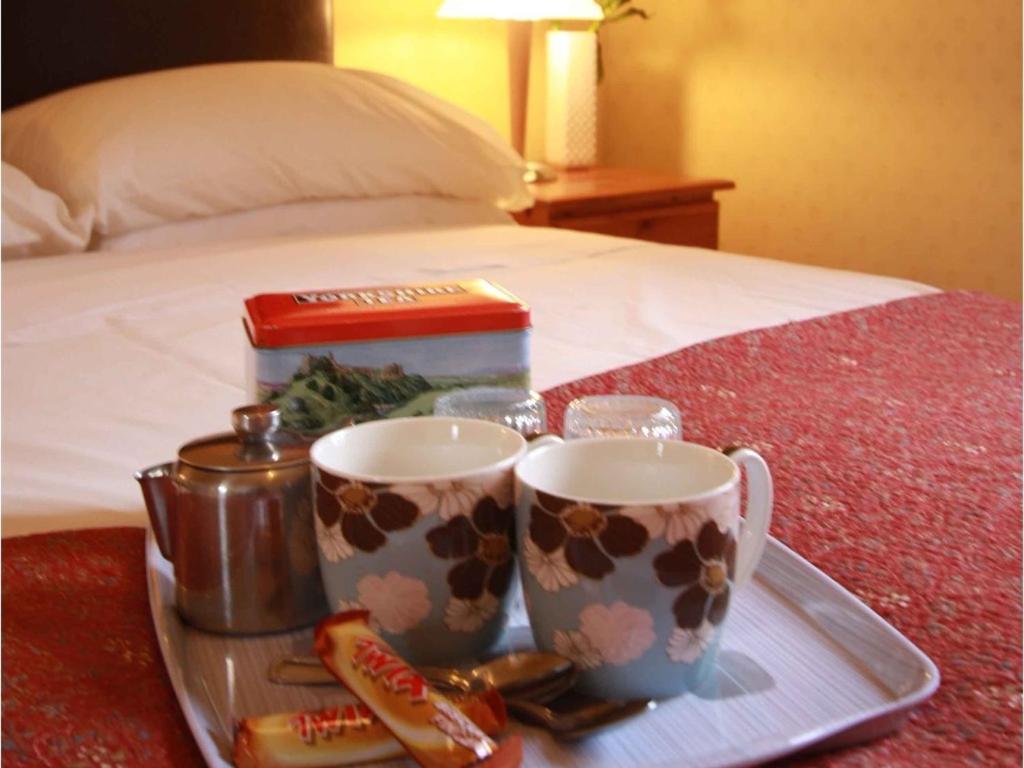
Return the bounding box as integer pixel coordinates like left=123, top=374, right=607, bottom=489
left=725, top=447, right=773, bottom=588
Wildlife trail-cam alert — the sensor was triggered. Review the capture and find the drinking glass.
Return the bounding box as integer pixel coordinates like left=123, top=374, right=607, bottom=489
left=563, top=394, right=682, bottom=440
left=433, top=387, right=548, bottom=437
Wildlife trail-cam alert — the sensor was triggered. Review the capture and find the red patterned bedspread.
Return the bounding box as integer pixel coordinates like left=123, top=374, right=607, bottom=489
left=3, top=291, right=1020, bottom=767
left=542, top=291, right=1022, bottom=767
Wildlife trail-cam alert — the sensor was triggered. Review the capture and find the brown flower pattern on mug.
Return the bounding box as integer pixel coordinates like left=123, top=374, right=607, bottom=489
left=316, top=471, right=419, bottom=554
left=426, top=495, right=515, bottom=601
left=653, top=521, right=737, bottom=629
left=528, top=491, right=648, bottom=581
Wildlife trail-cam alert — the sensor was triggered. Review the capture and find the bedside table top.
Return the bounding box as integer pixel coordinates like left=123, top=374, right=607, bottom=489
left=526, top=167, right=735, bottom=206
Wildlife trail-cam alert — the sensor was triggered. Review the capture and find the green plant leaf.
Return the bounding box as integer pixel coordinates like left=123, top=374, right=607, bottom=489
left=603, top=7, right=650, bottom=26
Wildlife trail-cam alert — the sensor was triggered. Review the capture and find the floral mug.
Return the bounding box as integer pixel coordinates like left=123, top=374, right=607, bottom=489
left=310, top=417, right=556, bottom=665
left=515, top=437, right=772, bottom=699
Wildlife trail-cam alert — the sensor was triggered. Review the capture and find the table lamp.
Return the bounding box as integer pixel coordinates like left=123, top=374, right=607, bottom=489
left=437, top=0, right=602, bottom=175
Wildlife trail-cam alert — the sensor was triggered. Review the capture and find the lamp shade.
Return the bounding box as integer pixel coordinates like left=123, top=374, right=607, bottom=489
left=437, top=0, right=603, bottom=21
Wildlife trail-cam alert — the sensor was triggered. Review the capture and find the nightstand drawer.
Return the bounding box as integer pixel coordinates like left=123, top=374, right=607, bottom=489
left=554, top=201, right=720, bottom=249
left=513, top=168, right=733, bottom=249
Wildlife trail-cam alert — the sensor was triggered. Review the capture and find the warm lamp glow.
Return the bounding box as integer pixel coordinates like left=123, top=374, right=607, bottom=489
left=438, top=0, right=603, bottom=160
left=437, top=0, right=602, bottom=21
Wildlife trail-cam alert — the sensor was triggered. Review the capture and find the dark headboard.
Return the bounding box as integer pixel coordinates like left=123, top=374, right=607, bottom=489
left=2, top=0, right=334, bottom=110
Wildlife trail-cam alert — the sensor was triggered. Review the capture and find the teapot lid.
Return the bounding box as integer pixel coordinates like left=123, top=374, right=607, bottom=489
left=179, top=405, right=309, bottom=472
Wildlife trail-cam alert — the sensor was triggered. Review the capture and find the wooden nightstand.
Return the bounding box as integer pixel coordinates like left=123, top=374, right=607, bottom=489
left=513, top=167, right=735, bottom=249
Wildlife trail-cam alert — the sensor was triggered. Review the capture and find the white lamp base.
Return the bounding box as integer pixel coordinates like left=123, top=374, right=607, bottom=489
left=545, top=29, right=598, bottom=168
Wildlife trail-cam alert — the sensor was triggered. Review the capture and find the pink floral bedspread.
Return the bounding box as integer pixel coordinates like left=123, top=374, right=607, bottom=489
left=3, top=291, right=1020, bottom=767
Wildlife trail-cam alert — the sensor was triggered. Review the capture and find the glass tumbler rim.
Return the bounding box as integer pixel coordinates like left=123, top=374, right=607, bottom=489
left=567, top=393, right=680, bottom=410
left=563, top=394, right=682, bottom=440
left=435, top=386, right=543, bottom=406
left=433, top=386, right=548, bottom=437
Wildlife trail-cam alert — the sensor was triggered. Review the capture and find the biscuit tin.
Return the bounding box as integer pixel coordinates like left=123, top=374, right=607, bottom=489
left=244, top=280, right=530, bottom=435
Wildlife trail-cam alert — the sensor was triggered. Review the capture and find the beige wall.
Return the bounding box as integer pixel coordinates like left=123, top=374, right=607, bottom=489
left=600, top=0, right=1022, bottom=299
left=335, top=0, right=1022, bottom=299
left=333, top=0, right=549, bottom=157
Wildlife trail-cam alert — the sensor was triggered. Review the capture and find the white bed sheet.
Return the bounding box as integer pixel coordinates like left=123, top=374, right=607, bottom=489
left=1, top=224, right=934, bottom=536
left=95, top=196, right=513, bottom=252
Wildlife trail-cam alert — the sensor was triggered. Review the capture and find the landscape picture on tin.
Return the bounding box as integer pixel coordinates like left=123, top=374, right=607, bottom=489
left=259, top=353, right=528, bottom=434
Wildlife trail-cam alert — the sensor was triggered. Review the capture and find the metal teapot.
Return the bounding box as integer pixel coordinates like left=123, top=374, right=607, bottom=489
left=135, top=404, right=327, bottom=634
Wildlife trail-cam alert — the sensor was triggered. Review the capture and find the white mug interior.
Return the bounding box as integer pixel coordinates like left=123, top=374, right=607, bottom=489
left=310, top=417, right=526, bottom=482
left=516, top=438, right=739, bottom=504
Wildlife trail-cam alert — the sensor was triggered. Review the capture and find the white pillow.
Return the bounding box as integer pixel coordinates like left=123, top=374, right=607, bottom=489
left=97, top=196, right=513, bottom=252
left=2, top=162, right=91, bottom=258
left=1, top=62, right=531, bottom=238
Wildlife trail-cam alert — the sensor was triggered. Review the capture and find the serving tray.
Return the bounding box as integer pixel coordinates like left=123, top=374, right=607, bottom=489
left=146, top=532, right=938, bottom=768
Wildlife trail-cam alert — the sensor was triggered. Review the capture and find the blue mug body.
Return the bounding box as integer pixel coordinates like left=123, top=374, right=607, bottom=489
left=311, top=418, right=526, bottom=664
left=515, top=438, right=771, bottom=700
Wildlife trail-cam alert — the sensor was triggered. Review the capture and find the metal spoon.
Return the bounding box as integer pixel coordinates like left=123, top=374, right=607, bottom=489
left=269, top=652, right=652, bottom=739
left=439, top=652, right=575, bottom=700
left=508, top=692, right=657, bottom=740
left=269, top=651, right=575, bottom=701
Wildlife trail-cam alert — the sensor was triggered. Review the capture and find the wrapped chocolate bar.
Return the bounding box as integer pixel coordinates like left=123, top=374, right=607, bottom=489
left=234, top=688, right=506, bottom=768
left=314, top=611, right=522, bottom=768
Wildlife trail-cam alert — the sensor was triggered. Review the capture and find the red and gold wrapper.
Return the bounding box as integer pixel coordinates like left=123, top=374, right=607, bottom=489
left=313, top=611, right=522, bottom=768
left=233, top=688, right=507, bottom=768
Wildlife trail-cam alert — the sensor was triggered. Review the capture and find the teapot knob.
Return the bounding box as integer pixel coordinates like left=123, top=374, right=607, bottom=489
left=233, top=404, right=281, bottom=442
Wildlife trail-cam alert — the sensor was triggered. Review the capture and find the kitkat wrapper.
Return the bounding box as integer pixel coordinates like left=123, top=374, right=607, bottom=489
left=314, top=611, right=522, bottom=768
left=234, top=688, right=506, bottom=768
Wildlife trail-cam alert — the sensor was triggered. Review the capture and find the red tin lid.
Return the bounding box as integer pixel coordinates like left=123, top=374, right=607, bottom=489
left=244, top=279, right=531, bottom=348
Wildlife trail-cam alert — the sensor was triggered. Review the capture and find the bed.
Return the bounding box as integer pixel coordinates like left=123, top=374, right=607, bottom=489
left=2, top=2, right=1020, bottom=767
left=1, top=224, right=934, bottom=535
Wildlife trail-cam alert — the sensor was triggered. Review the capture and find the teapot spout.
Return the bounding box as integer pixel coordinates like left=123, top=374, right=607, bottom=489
left=134, top=462, right=176, bottom=561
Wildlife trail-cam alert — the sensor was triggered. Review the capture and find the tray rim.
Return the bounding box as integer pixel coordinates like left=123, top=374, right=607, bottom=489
left=145, top=531, right=940, bottom=768
left=146, top=538, right=232, bottom=766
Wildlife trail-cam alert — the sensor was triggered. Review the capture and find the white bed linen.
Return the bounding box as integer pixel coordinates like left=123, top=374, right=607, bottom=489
left=95, top=196, right=512, bottom=252
left=1, top=224, right=933, bottom=536
left=2, top=63, right=531, bottom=237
